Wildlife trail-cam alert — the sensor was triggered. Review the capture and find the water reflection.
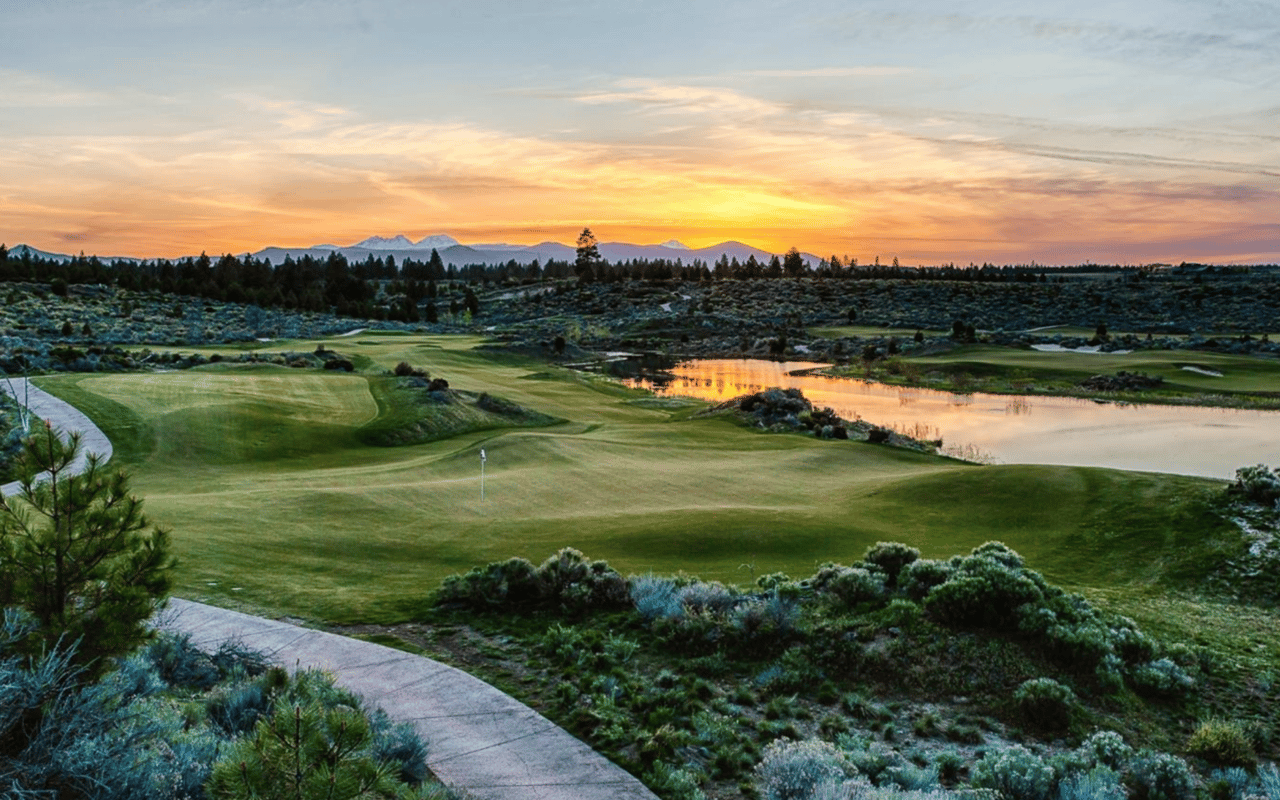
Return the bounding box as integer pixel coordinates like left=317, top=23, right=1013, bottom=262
left=622, top=359, right=1279, bottom=479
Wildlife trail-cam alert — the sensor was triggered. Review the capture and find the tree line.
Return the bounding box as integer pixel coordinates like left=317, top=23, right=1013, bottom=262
left=0, top=236, right=1144, bottom=323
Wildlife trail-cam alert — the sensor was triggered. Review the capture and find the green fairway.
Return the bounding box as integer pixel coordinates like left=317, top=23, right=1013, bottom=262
left=35, top=334, right=1242, bottom=624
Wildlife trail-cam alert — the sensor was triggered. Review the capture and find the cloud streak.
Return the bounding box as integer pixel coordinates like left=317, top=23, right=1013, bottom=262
left=1, top=0, right=1278, bottom=263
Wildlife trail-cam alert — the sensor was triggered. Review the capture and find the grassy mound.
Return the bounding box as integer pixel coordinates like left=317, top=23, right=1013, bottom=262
left=359, top=377, right=561, bottom=446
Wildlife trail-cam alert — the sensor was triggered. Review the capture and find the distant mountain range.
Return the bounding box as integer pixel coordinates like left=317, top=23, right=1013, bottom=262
left=253, top=234, right=819, bottom=268
left=4, top=243, right=143, bottom=264
left=4, top=236, right=821, bottom=268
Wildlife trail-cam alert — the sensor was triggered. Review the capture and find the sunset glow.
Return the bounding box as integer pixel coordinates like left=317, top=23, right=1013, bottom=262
left=2, top=1, right=1278, bottom=264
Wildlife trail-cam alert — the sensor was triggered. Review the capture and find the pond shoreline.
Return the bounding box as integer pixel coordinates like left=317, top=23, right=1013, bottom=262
left=797, top=366, right=1280, bottom=411
left=617, top=358, right=1280, bottom=480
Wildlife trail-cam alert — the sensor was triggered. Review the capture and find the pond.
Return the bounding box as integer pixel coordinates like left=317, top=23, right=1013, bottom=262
left=621, top=359, right=1278, bottom=480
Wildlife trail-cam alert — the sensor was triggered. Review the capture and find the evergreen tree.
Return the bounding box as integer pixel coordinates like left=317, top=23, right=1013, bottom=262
left=783, top=248, right=806, bottom=277
left=0, top=426, right=175, bottom=672
left=575, top=228, right=601, bottom=282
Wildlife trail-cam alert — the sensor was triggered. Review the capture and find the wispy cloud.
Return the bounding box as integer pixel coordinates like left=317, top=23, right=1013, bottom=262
left=740, top=67, right=912, bottom=78
left=0, top=70, right=112, bottom=108
left=2, top=1, right=1279, bottom=262
left=574, top=81, right=784, bottom=117
left=226, top=94, right=352, bottom=133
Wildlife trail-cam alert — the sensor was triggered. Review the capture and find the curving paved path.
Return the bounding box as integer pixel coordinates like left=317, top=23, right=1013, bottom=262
left=1, top=377, right=114, bottom=496
left=1, top=375, right=658, bottom=800
left=161, top=600, right=656, bottom=800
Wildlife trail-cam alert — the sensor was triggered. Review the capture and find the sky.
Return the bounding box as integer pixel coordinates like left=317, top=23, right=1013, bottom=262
left=2, top=0, right=1278, bottom=265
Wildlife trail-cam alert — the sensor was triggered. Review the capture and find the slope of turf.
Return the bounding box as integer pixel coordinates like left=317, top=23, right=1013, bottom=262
left=34, top=334, right=1241, bottom=624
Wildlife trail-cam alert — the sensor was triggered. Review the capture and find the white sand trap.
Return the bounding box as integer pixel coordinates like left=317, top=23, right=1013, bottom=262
left=1181, top=365, right=1224, bottom=377
left=1030, top=344, right=1132, bottom=354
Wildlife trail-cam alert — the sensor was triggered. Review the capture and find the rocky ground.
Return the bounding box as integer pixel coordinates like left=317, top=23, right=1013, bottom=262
left=474, top=274, right=1280, bottom=363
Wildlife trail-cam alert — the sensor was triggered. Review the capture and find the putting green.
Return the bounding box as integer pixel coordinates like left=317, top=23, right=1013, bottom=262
left=90, top=371, right=379, bottom=425
left=33, top=334, right=1240, bottom=624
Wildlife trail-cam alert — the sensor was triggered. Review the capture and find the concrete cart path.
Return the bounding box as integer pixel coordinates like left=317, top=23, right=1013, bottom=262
left=163, top=599, right=658, bottom=800
left=0, top=377, right=113, bottom=496
left=0, top=377, right=657, bottom=799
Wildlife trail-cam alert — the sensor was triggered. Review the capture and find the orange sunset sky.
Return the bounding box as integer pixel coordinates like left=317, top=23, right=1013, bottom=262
left=3, top=1, right=1278, bottom=265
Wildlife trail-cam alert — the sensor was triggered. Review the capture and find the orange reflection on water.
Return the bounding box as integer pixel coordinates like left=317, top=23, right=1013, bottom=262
left=623, top=359, right=1280, bottom=479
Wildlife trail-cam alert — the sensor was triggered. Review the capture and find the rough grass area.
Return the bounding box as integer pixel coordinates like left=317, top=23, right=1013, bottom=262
left=344, top=543, right=1280, bottom=800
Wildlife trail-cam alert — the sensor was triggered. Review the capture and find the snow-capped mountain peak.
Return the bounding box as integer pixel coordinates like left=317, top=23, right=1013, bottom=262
left=352, top=234, right=415, bottom=250
left=659, top=240, right=690, bottom=250
left=414, top=234, right=460, bottom=250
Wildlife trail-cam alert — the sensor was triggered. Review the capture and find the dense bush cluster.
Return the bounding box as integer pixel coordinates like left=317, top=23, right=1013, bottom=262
left=913, top=543, right=1193, bottom=696
left=431, top=546, right=1280, bottom=800
left=1230, top=465, right=1280, bottom=508
left=632, top=540, right=1194, bottom=700
left=749, top=730, right=1264, bottom=800
left=433, top=547, right=629, bottom=614
left=0, top=608, right=457, bottom=800
left=1013, top=677, right=1078, bottom=733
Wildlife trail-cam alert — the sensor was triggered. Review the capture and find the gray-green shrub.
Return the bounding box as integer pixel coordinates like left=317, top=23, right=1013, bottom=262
left=0, top=608, right=220, bottom=800
left=647, top=761, right=708, bottom=800
left=536, top=547, right=629, bottom=610
left=731, top=591, right=801, bottom=640
left=145, top=632, right=221, bottom=689
left=899, top=559, right=952, bottom=601
left=632, top=574, right=683, bottom=621
left=1129, top=658, right=1194, bottom=698
left=809, top=564, right=887, bottom=607
left=971, top=744, right=1057, bottom=800
left=1015, top=677, right=1077, bottom=732
left=434, top=556, right=542, bottom=610
left=1074, top=731, right=1134, bottom=771
left=435, top=548, right=629, bottom=613
left=753, top=738, right=860, bottom=800
left=1208, top=767, right=1253, bottom=800
left=1256, top=763, right=1280, bottom=800
left=863, top=542, right=921, bottom=587
left=1230, top=464, right=1280, bottom=506
left=680, top=580, right=740, bottom=614
left=1057, top=767, right=1127, bottom=800
left=205, top=681, right=271, bottom=736
left=1126, top=750, right=1195, bottom=800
